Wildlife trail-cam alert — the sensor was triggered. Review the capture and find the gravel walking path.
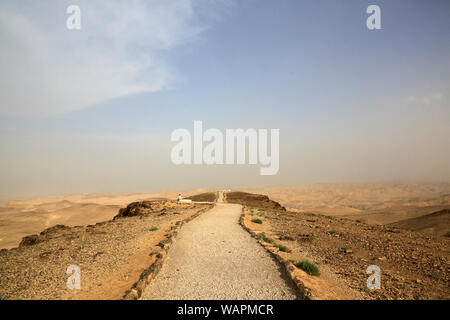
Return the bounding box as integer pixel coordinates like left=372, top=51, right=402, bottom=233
left=141, top=196, right=298, bottom=300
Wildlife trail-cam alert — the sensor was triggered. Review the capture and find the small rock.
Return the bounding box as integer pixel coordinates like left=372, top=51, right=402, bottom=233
left=150, top=249, right=160, bottom=256
left=124, top=289, right=139, bottom=300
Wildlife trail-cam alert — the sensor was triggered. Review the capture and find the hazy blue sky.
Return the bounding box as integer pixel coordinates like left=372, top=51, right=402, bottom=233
left=0, top=0, right=449, bottom=199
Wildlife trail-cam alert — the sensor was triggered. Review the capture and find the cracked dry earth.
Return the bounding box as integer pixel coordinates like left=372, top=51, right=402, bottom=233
left=141, top=202, right=298, bottom=300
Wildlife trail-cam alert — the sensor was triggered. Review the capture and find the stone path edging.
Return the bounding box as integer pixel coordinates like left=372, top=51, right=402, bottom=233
left=238, top=209, right=317, bottom=300
left=122, top=205, right=214, bottom=300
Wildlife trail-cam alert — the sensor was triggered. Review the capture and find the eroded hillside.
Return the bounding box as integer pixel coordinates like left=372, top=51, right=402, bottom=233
left=229, top=191, right=449, bottom=300
left=0, top=200, right=213, bottom=300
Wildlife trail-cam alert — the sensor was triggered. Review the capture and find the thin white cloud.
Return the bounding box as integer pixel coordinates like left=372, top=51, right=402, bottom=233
left=0, top=0, right=218, bottom=116
left=405, top=92, right=444, bottom=107
left=423, top=92, right=442, bottom=106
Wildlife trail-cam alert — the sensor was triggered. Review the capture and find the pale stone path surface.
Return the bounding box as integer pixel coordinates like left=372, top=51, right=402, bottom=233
left=141, top=193, right=298, bottom=300
left=217, top=191, right=224, bottom=203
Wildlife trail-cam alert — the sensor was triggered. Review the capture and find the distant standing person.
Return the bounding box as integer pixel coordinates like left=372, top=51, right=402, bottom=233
left=177, top=194, right=182, bottom=202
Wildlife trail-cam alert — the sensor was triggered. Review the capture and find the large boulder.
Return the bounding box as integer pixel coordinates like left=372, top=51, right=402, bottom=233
left=19, top=234, right=40, bottom=247
left=225, top=192, right=286, bottom=211
left=114, top=201, right=161, bottom=219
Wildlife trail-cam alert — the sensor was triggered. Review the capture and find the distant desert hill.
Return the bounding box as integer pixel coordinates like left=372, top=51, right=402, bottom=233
left=185, top=192, right=218, bottom=202
left=389, top=209, right=450, bottom=237
left=0, top=189, right=209, bottom=249
left=1, top=184, right=449, bottom=248
left=339, top=204, right=449, bottom=225
left=225, top=191, right=286, bottom=211
left=244, top=183, right=450, bottom=237
left=244, top=183, right=450, bottom=210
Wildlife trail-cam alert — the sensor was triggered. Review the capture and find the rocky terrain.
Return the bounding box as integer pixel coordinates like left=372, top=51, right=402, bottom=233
left=389, top=209, right=450, bottom=237
left=1, top=188, right=448, bottom=300
left=244, top=183, right=450, bottom=238
left=245, top=183, right=450, bottom=212
left=185, top=192, right=218, bottom=202
left=0, top=189, right=209, bottom=249
left=232, top=193, right=449, bottom=300
left=0, top=200, right=213, bottom=300
left=225, top=191, right=286, bottom=211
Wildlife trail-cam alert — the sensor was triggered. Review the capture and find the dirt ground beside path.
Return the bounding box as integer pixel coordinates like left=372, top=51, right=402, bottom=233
left=241, top=206, right=449, bottom=300
left=0, top=201, right=212, bottom=300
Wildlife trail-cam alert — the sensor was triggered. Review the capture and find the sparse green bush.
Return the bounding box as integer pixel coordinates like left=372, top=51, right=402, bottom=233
left=329, top=230, right=345, bottom=237
left=431, top=271, right=443, bottom=279
left=274, top=243, right=291, bottom=253
left=361, top=286, right=370, bottom=293
left=251, top=218, right=263, bottom=224
left=148, top=227, right=158, bottom=232
left=259, top=233, right=274, bottom=243
left=295, top=260, right=320, bottom=276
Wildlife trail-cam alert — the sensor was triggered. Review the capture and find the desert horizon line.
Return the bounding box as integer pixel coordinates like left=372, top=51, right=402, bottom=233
left=2, top=180, right=450, bottom=203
